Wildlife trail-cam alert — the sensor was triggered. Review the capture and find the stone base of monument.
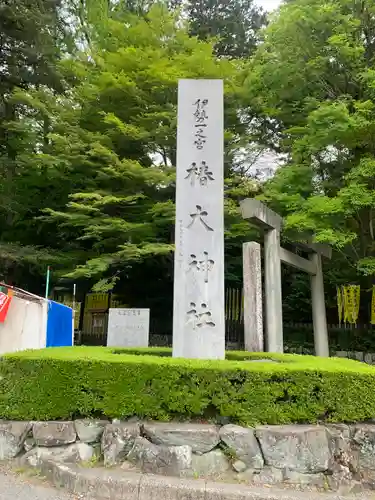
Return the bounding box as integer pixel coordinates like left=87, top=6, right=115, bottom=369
left=3, top=419, right=375, bottom=494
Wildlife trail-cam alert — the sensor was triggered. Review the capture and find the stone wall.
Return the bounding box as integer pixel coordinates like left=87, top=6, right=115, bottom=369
left=2, top=419, right=375, bottom=492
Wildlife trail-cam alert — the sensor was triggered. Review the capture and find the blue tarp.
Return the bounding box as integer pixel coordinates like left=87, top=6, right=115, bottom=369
left=46, top=300, right=73, bottom=347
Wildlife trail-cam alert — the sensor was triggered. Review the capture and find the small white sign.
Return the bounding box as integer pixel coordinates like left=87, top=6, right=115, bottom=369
left=107, top=308, right=150, bottom=347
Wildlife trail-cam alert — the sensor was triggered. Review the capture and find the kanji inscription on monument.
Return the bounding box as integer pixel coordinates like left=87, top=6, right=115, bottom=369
left=173, top=79, right=225, bottom=359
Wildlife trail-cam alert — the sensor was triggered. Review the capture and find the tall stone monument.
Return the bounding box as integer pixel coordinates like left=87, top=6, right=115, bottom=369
left=172, top=80, right=225, bottom=359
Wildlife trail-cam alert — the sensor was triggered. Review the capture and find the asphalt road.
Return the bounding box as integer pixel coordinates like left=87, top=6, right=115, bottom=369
left=0, top=469, right=80, bottom=500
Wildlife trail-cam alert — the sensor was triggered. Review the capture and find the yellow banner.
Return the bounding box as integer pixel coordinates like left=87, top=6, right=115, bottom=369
left=85, top=293, right=109, bottom=311
left=371, top=286, right=375, bottom=325
left=342, top=285, right=360, bottom=324
left=337, top=287, right=343, bottom=324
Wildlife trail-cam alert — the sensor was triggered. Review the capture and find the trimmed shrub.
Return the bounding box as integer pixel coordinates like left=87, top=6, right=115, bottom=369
left=0, top=346, right=374, bottom=425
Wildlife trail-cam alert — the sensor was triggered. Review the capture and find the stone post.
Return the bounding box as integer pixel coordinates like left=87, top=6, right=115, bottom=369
left=243, top=242, right=263, bottom=352
left=264, top=228, right=283, bottom=352
left=309, top=252, right=329, bottom=357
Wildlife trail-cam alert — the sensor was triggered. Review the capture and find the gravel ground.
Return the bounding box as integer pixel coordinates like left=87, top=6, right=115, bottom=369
left=0, top=467, right=81, bottom=500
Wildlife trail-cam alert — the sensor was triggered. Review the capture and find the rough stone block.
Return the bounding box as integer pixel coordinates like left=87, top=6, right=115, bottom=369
left=24, top=437, right=35, bottom=452
left=251, top=466, right=284, bottom=484
left=219, top=424, right=263, bottom=469
left=127, top=436, right=192, bottom=477
left=67, top=442, right=97, bottom=462
left=101, top=422, right=139, bottom=466
left=191, top=449, right=230, bottom=477
left=0, top=421, right=31, bottom=459
left=74, top=419, right=107, bottom=443
left=236, top=468, right=255, bottom=482
left=232, top=460, right=247, bottom=473
left=22, top=442, right=95, bottom=466
left=33, top=421, right=76, bottom=447
left=325, top=424, right=352, bottom=468
left=256, top=425, right=330, bottom=473
left=143, top=422, right=219, bottom=454
left=283, top=469, right=326, bottom=487
left=352, top=424, right=375, bottom=472
left=327, top=462, right=353, bottom=491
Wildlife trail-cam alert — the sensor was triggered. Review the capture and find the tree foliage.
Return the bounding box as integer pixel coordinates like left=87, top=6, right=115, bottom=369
left=0, top=0, right=71, bottom=285
left=1, top=3, right=255, bottom=298
left=247, top=0, right=375, bottom=282
left=186, top=0, right=266, bottom=58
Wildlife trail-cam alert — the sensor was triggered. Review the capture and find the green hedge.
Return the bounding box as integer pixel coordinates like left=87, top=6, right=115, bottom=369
left=0, top=346, right=374, bottom=425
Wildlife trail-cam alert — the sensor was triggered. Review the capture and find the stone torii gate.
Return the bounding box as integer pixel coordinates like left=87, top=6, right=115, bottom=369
left=240, top=199, right=331, bottom=357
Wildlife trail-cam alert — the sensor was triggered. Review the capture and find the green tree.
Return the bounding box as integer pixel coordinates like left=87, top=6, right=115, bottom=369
left=20, top=6, right=249, bottom=295
left=246, top=0, right=375, bottom=289
left=0, top=0, right=259, bottom=313
left=102, top=0, right=266, bottom=59
left=186, top=0, right=266, bottom=58
left=0, top=0, right=71, bottom=286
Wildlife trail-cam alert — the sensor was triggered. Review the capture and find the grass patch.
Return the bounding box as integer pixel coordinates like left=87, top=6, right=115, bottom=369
left=0, top=346, right=373, bottom=425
